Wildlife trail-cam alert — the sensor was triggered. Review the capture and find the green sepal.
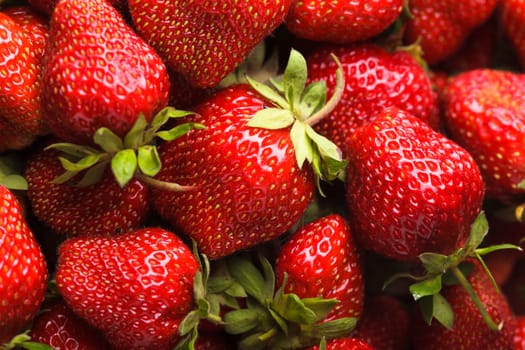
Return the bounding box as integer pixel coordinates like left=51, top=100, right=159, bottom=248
left=418, top=252, right=449, bottom=275
left=237, top=331, right=269, bottom=350
left=247, top=75, right=289, bottom=110
left=50, top=169, right=79, bottom=184
left=306, top=317, right=357, bottom=339
left=179, top=309, right=201, bottom=336
left=93, top=127, right=123, bottom=153
left=150, top=107, right=195, bottom=131
left=0, top=154, right=28, bottom=190
left=124, top=113, right=148, bottom=149
left=227, top=256, right=268, bottom=304
left=44, top=142, right=98, bottom=158
left=304, top=123, right=346, bottom=181
left=418, top=293, right=454, bottom=330
left=299, top=81, right=326, bottom=120
left=272, top=292, right=317, bottom=325
left=247, top=108, right=295, bottom=130
left=283, top=48, right=308, bottom=110
left=302, top=297, right=340, bottom=321
left=3, top=332, right=54, bottom=350
left=223, top=308, right=263, bottom=335
left=0, top=174, right=27, bottom=190
left=463, top=211, right=489, bottom=255
left=290, top=121, right=313, bottom=169
left=59, top=153, right=104, bottom=172
left=409, top=274, right=442, bottom=300
left=518, top=180, right=525, bottom=189
left=137, top=145, right=161, bottom=177
left=156, top=122, right=205, bottom=142
left=476, top=243, right=522, bottom=256
left=111, top=149, right=137, bottom=188
left=442, top=261, right=474, bottom=286
left=74, top=160, right=108, bottom=187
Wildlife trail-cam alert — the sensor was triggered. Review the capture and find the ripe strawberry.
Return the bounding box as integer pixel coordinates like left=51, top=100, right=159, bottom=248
left=30, top=299, right=112, bottom=350
left=345, top=107, right=484, bottom=261
left=351, top=295, right=410, bottom=350
left=306, top=43, right=439, bottom=159
left=285, top=0, right=403, bottom=44
left=515, top=316, right=525, bottom=349
left=55, top=227, right=199, bottom=350
left=128, top=0, right=292, bottom=88
left=501, top=0, right=525, bottom=69
left=3, top=6, right=49, bottom=57
left=27, top=0, right=128, bottom=15
left=25, top=146, right=151, bottom=236
left=275, top=214, right=364, bottom=322
left=0, top=7, right=48, bottom=152
left=411, top=261, right=516, bottom=349
left=40, top=0, right=170, bottom=145
left=403, top=0, right=498, bottom=65
left=306, top=337, right=374, bottom=350
left=0, top=185, right=48, bottom=343
left=442, top=69, right=525, bottom=202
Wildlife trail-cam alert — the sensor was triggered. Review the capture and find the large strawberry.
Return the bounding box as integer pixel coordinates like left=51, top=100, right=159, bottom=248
left=0, top=7, right=48, bottom=152
left=40, top=0, right=170, bottom=145
left=442, top=69, right=525, bottom=203
left=151, top=49, right=346, bottom=259
left=0, top=185, right=48, bottom=343
left=275, top=214, right=364, bottom=322
left=128, top=0, right=291, bottom=88
left=306, top=43, right=438, bottom=159
left=403, top=0, right=498, bottom=65
left=345, top=107, right=484, bottom=261
left=285, top=0, right=403, bottom=44
left=55, top=227, right=199, bottom=350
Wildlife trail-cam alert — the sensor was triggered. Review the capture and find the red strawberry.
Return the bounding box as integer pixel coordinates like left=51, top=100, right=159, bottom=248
left=128, top=0, right=292, bottom=88
left=29, top=299, right=112, bottom=350
left=275, top=214, right=364, bottom=322
left=443, top=69, right=525, bottom=203
left=285, top=0, right=403, bottom=44
left=0, top=7, right=49, bottom=152
left=55, top=227, right=199, bottom=350
left=403, top=0, right=498, bottom=65
left=0, top=185, right=48, bottom=343
left=3, top=6, right=49, bottom=57
left=306, top=337, right=374, bottom=350
left=27, top=0, right=128, bottom=15
left=501, top=0, right=525, bottom=69
left=345, top=107, right=484, bottom=261
left=25, top=146, right=151, bottom=236
left=515, top=315, right=525, bottom=349
left=40, top=0, right=170, bottom=145
left=351, top=295, right=411, bottom=350
left=306, top=43, right=439, bottom=159
left=411, top=261, right=516, bottom=349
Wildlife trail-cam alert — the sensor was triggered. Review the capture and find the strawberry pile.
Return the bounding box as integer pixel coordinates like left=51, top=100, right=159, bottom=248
left=1, top=0, right=525, bottom=349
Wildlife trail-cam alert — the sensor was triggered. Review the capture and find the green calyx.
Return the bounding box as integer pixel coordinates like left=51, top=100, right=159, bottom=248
left=46, top=107, right=204, bottom=190
left=221, top=253, right=356, bottom=349
left=0, top=153, right=28, bottom=190
left=246, top=48, right=347, bottom=190
left=384, top=211, right=522, bottom=331
left=1, top=331, right=53, bottom=350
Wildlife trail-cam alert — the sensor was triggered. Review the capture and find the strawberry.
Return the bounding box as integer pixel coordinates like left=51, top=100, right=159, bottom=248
left=403, top=0, right=498, bottom=65
left=55, top=227, right=199, bottom=350
left=27, top=0, right=128, bottom=15
left=305, top=43, right=439, bottom=159
left=515, top=315, right=525, bottom=349
left=29, top=299, right=112, bottom=350
left=25, top=146, right=150, bottom=236
left=411, top=261, right=516, bottom=349
left=152, top=49, right=346, bottom=259
left=345, top=107, right=484, bottom=261
left=0, top=185, right=48, bottom=343
left=0, top=7, right=48, bottom=152
left=275, top=214, right=364, bottom=322
left=3, top=6, right=49, bottom=57
left=306, top=337, right=374, bottom=350
left=501, top=0, right=525, bottom=69
left=40, top=0, right=170, bottom=145
left=351, top=295, right=411, bottom=350
left=128, top=0, right=292, bottom=88
left=442, top=69, right=525, bottom=203
left=285, top=0, right=404, bottom=44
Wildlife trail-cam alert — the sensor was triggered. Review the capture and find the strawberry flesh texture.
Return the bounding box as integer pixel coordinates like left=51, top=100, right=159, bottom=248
left=345, top=107, right=484, bottom=261
left=306, top=337, right=374, bottom=350
left=55, top=227, right=199, bottom=350
left=152, top=84, right=315, bottom=260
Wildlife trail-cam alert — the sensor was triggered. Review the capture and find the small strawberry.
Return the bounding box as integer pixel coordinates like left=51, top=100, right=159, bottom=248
left=403, top=0, right=498, bottom=65
left=128, top=0, right=292, bottom=88
left=0, top=185, right=48, bottom=343
left=40, top=0, right=170, bottom=145
left=285, top=0, right=403, bottom=44
left=345, top=107, right=484, bottom=261
left=275, top=214, right=364, bottom=322
left=306, top=337, right=374, bottom=350
left=29, top=299, right=112, bottom=350
left=411, top=260, right=516, bottom=350
left=442, top=69, right=525, bottom=203
left=25, top=145, right=151, bottom=236
left=55, top=227, right=199, bottom=350
left=306, top=43, right=439, bottom=159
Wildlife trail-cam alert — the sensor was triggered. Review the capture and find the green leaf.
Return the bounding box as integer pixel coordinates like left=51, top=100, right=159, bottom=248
left=156, top=122, right=205, bottom=142
left=45, top=142, right=98, bottom=158
left=272, top=293, right=317, bottom=325
left=418, top=294, right=454, bottom=329
left=267, top=306, right=289, bottom=335
left=270, top=76, right=285, bottom=94
left=150, top=107, right=195, bottom=131
left=409, top=274, right=442, bottom=300
left=19, top=342, right=55, bottom=350
left=308, top=317, right=357, bottom=339
left=283, top=49, right=308, bottom=110
left=124, top=113, right=148, bottom=149
left=304, top=123, right=346, bottom=180
left=300, top=81, right=327, bottom=118
left=51, top=169, right=79, bottom=184
left=418, top=252, right=449, bottom=275
left=290, top=121, right=313, bottom=169
left=137, top=145, right=161, bottom=177
left=0, top=174, right=28, bottom=190
left=464, top=211, right=489, bottom=253
left=247, top=108, right=295, bottom=130
left=259, top=254, right=276, bottom=301
left=227, top=256, right=267, bottom=304
left=179, top=310, right=201, bottom=336
left=111, top=149, right=137, bottom=187
left=247, top=75, right=289, bottom=110
left=476, top=243, right=522, bottom=256
left=93, top=127, right=123, bottom=153
left=223, top=308, right=262, bottom=334
left=59, top=153, right=104, bottom=172
left=74, top=160, right=108, bottom=187
left=301, top=297, right=339, bottom=321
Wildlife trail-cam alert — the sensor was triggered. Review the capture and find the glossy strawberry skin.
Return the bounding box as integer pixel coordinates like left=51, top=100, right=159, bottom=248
left=306, top=337, right=374, bottom=350
left=128, top=0, right=292, bottom=88
left=55, top=227, right=199, bottom=350
left=404, top=0, right=498, bottom=65
left=345, top=107, right=484, bottom=261
left=443, top=69, right=525, bottom=203
left=501, top=0, right=525, bottom=68
left=275, top=214, right=364, bottom=321
left=30, top=299, right=112, bottom=350
left=514, top=316, right=525, bottom=349
left=0, top=185, right=48, bottom=343
left=306, top=44, right=439, bottom=159
left=285, top=0, right=403, bottom=44
left=41, top=0, right=170, bottom=144
left=25, top=147, right=151, bottom=237
left=412, top=262, right=516, bottom=349
left=152, top=84, right=315, bottom=260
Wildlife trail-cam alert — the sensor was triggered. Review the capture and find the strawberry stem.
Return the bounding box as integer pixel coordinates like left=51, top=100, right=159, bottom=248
left=449, top=265, right=501, bottom=331
left=135, top=172, right=196, bottom=192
